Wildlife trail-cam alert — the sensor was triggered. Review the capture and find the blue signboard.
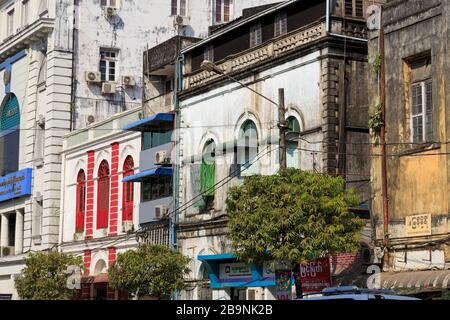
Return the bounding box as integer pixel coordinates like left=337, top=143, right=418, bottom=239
left=0, top=168, right=32, bottom=203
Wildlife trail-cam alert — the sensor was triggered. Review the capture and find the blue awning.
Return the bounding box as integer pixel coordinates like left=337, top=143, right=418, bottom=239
left=198, top=253, right=236, bottom=261
left=122, top=167, right=173, bottom=183
left=123, top=113, right=174, bottom=132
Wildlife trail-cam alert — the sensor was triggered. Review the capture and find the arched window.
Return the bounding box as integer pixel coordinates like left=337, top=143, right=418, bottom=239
left=238, top=120, right=259, bottom=176
left=199, top=139, right=216, bottom=211
left=76, top=170, right=86, bottom=232
left=286, top=116, right=300, bottom=169
left=0, top=94, right=20, bottom=176
left=122, top=156, right=134, bottom=222
left=97, top=160, right=110, bottom=229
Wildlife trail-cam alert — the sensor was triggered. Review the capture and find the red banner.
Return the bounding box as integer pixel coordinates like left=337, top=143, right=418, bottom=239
left=299, top=257, right=332, bottom=294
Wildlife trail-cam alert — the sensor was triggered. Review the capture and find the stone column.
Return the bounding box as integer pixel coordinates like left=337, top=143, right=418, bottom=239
left=14, top=210, right=24, bottom=255
left=0, top=214, right=9, bottom=247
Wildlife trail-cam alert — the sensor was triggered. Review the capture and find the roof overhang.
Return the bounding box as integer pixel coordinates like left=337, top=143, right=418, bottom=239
left=122, top=167, right=173, bottom=183
left=123, top=113, right=174, bottom=132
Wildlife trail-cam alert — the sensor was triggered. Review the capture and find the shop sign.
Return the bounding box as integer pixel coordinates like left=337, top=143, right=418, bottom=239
left=275, top=270, right=292, bottom=300
left=299, top=257, right=332, bottom=294
left=219, top=262, right=252, bottom=280
left=0, top=168, right=32, bottom=203
left=405, top=214, right=431, bottom=236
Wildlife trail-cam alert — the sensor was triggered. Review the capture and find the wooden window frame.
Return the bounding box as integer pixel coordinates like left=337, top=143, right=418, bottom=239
left=97, top=160, right=110, bottom=229
left=76, top=170, right=86, bottom=232
left=122, top=156, right=134, bottom=222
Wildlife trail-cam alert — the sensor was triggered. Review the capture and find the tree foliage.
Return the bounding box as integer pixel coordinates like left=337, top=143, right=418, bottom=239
left=226, top=168, right=365, bottom=265
left=108, top=244, right=190, bottom=299
left=15, top=251, right=82, bottom=300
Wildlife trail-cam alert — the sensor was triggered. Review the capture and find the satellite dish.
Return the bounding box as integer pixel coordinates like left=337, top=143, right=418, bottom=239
left=367, top=5, right=381, bottom=31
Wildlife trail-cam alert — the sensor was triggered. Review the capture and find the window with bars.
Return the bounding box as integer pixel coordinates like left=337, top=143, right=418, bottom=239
left=409, top=55, right=433, bottom=143
left=171, top=0, right=187, bottom=16
left=100, top=49, right=118, bottom=82
left=7, top=9, right=14, bottom=37
left=22, top=0, right=29, bottom=27
left=274, top=11, right=287, bottom=38
left=142, top=176, right=173, bottom=202
left=250, top=23, right=262, bottom=48
left=203, top=44, right=214, bottom=62
left=214, top=0, right=231, bottom=24
left=344, top=0, right=364, bottom=17
left=101, top=0, right=117, bottom=7
left=411, top=80, right=433, bottom=143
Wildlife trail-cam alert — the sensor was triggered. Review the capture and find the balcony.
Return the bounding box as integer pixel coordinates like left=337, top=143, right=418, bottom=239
left=183, top=16, right=368, bottom=91
left=0, top=17, right=54, bottom=61
left=144, top=36, right=200, bottom=76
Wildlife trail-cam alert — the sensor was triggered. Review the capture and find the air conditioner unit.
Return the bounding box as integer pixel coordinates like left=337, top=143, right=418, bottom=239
left=122, top=75, right=136, bottom=86
left=85, top=71, right=101, bottom=83
left=86, top=115, right=96, bottom=125
left=0, top=246, right=15, bottom=258
left=122, top=221, right=134, bottom=233
left=37, top=114, right=45, bottom=127
left=154, top=205, right=169, bottom=220
left=155, top=150, right=170, bottom=165
left=102, top=82, right=117, bottom=94
left=173, top=15, right=190, bottom=27
left=104, top=6, right=118, bottom=17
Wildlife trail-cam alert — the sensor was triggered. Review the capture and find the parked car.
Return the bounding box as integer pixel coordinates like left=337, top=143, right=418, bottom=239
left=297, top=286, right=421, bottom=300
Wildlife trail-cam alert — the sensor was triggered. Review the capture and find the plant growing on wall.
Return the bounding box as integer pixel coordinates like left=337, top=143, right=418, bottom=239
left=15, top=252, right=82, bottom=300
left=226, top=168, right=364, bottom=266
left=372, top=53, right=381, bottom=74
left=369, top=102, right=383, bottom=135
left=108, top=244, right=190, bottom=300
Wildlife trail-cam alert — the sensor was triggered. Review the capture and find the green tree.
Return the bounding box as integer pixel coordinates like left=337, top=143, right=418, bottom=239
left=226, top=168, right=365, bottom=265
left=15, top=251, right=82, bottom=300
left=108, top=244, right=190, bottom=300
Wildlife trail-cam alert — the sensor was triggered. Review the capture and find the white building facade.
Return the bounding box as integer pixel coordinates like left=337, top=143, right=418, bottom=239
left=59, top=108, right=141, bottom=300
left=0, top=0, right=290, bottom=299
left=0, top=0, right=74, bottom=299
left=177, top=0, right=372, bottom=300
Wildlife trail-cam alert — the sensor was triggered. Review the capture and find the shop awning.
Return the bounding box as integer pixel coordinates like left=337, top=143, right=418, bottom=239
left=198, top=253, right=236, bottom=261
left=123, top=113, right=174, bottom=132
left=122, top=167, right=173, bottom=183
left=380, top=270, right=450, bottom=294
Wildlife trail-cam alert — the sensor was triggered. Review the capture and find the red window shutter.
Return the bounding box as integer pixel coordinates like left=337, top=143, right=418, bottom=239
left=76, top=170, right=86, bottom=232
left=97, top=160, right=110, bottom=229
left=122, top=156, right=134, bottom=222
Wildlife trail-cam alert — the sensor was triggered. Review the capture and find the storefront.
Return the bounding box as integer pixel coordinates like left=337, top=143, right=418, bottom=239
left=198, top=253, right=277, bottom=300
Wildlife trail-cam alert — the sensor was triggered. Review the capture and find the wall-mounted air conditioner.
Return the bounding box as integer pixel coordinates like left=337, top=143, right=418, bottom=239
left=122, top=75, right=136, bottom=86
left=122, top=221, right=134, bottom=233
left=104, top=6, right=118, bottom=17
left=173, top=15, right=190, bottom=27
left=102, top=82, right=117, bottom=94
left=155, top=151, right=170, bottom=165
left=154, top=205, right=169, bottom=220
left=0, top=246, right=15, bottom=258
left=85, top=71, right=101, bottom=83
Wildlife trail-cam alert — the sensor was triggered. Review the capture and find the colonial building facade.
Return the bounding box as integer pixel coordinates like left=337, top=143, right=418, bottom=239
left=59, top=108, right=141, bottom=300
left=0, top=0, right=282, bottom=300
left=368, top=0, right=450, bottom=297
left=176, top=0, right=375, bottom=300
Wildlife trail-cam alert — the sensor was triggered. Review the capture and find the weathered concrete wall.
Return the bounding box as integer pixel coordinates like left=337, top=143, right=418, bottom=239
left=369, top=0, right=449, bottom=270
left=72, top=0, right=282, bottom=129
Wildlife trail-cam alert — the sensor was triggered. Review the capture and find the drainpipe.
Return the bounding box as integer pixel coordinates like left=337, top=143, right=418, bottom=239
left=170, top=53, right=184, bottom=301
left=69, top=0, right=79, bottom=131
left=326, top=0, right=330, bottom=33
